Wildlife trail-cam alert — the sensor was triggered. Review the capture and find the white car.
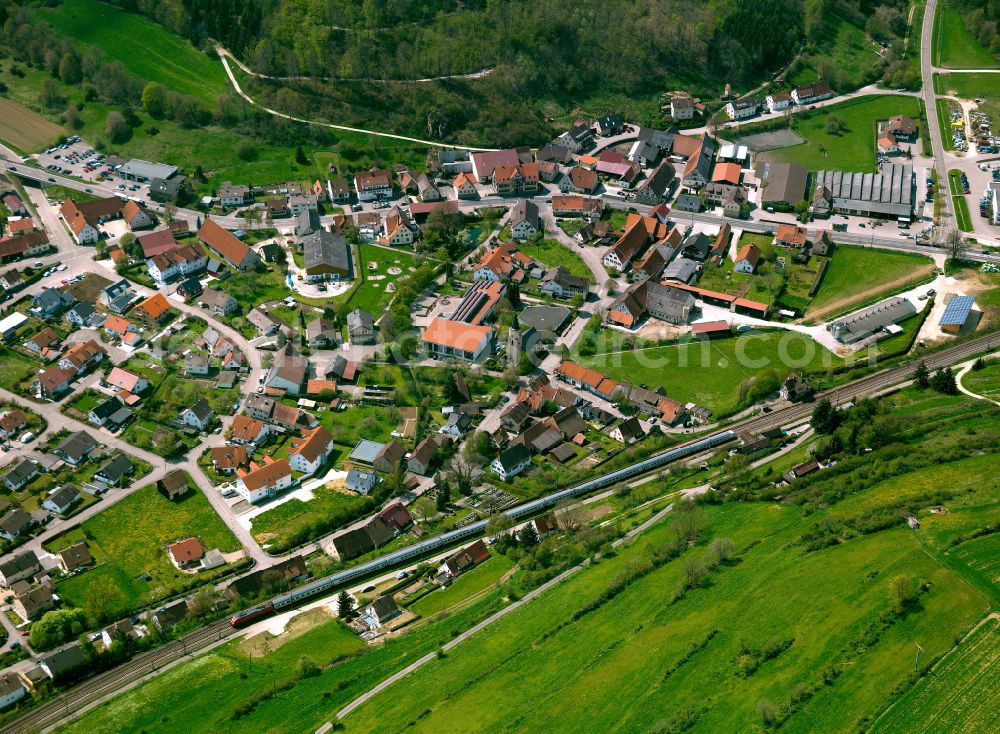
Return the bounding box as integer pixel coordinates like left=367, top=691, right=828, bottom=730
left=20, top=432, right=34, bottom=444
left=57, top=264, right=68, bottom=271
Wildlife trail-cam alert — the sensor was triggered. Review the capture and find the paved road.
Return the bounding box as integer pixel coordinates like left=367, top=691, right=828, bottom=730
left=921, top=0, right=955, bottom=239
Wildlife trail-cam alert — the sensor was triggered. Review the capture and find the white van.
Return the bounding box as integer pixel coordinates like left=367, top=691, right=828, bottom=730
left=20, top=432, right=35, bottom=444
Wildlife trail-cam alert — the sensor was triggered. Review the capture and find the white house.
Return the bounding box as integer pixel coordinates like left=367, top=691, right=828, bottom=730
left=288, top=426, right=334, bottom=476
left=734, top=243, right=761, bottom=274
left=0, top=674, right=26, bottom=710
left=725, top=98, right=760, bottom=120
left=766, top=92, right=793, bottom=113
left=180, top=399, right=213, bottom=432
left=490, top=444, right=531, bottom=481
left=236, top=459, right=293, bottom=503
left=509, top=200, right=539, bottom=240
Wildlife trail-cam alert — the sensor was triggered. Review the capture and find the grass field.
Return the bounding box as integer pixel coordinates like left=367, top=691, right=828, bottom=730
left=961, top=360, right=1000, bottom=400
left=873, top=615, right=1000, bottom=733
left=347, top=244, right=419, bottom=314
left=936, top=97, right=956, bottom=151
left=47, top=482, right=239, bottom=622
left=807, top=245, right=934, bottom=317
left=249, top=482, right=372, bottom=550
left=34, top=0, right=228, bottom=102
left=932, top=1, right=999, bottom=69
left=935, top=71, right=1000, bottom=99
left=0, top=97, right=64, bottom=152
left=516, top=239, right=593, bottom=282
left=579, top=331, right=843, bottom=415
left=768, top=95, right=922, bottom=172
left=410, top=555, right=515, bottom=617
left=0, top=348, right=42, bottom=393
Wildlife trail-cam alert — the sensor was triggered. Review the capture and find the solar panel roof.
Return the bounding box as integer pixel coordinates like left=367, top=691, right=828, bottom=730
left=939, top=296, right=976, bottom=326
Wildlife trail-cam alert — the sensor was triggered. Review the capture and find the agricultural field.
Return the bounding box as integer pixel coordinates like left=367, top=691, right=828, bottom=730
left=45, top=481, right=240, bottom=623
left=807, top=245, right=934, bottom=319
left=767, top=95, right=922, bottom=172
left=932, top=1, right=999, bottom=69
left=578, top=330, right=843, bottom=416
left=961, top=360, right=1000, bottom=400
left=33, top=0, right=229, bottom=102
left=872, top=615, right=1000, bottom=734
left=515, top=239, right=593, bottom=282
left=0, top=97, right=64, bottom=152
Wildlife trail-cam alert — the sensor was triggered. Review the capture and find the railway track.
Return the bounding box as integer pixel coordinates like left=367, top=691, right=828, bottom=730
left=6, top=332, right=997, bottom=734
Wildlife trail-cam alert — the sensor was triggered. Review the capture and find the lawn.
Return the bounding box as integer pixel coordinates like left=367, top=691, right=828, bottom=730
left=47, top=481, right=239, bottom=622
left=872, top=615, right=1000, bottom=734
left=932, top=0, right=999, bottom=69
left=936, top=97, right=956, bottom=151
left=578, top=330, right=844, bottom=415
left=807, top=245, right=934, bottom=318
left=348, top=243, right=419, bottom=314
left=516, top=239, right=594, bottom=282
left=34, top=0, right=229, bottom=102
left=0, top=348, right=42, bottom=394
left=315, top=404, right=400, bottom=446
left=961, top=360, right=1000, bottom=400
left=935, top=71, right=1000, bottom=99
left=410, top=554, right=515, bottom=617
left=0, top=97, right=64, bottom=153
left=952, top=194, right=973, bottom=232
left=249, top=479, right=373, bottom=551
left=768, top=95, right=923, bottom=173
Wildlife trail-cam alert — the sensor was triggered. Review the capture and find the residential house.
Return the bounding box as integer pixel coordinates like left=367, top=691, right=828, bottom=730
left=670, top=96, right=695, bottom=120
left=354, top=167, right=393, bottom=201
left=134, top=292, right=172, bottom=325
left=218, top=182, right=251, bottom=208
left=439, top=539, right=490, bottom=579
left=39, top=644, right=85, bottom=681
left=167, top=537, right=204, bottom=570
left=780, top=373, right=813, bottom=401
left=31, top=288, right=74, bottom=318
left=609, top=416, right=645, bottom=444
left=439, top=411, right=472, bottom=438
left=180, top=399, right=213, bottom=432
left=602, top=218, right=650, bottom=271
left=197, top=219, right=260, bottom=271
left=406, top=437, right=438, bottom=476
left=198, top=288, right=237, bottom=315
left=176, top=277, right=203, bottom=299
left=98, top=279, right=135, bottom=314
left=791, top=81, right=832, bottom=105
left=885, top=114, right=917, bottom=142
left=95, top=453, right=134, bottom=486
left=288, top=425, right=334, bottom=475
left=725, top=97, right=760, bottom=120
left=559, top=167, right=599, bottom=194
left=13, top=584, right=53, bottom=621
left=681, top=135, right=717, bottom=190
left=347, top=308, right=376, bottom=344
left=146, top=243, right=207, bottom=284
left=536, top=143, right=573, bottom=163
left=236, top=458, right=293, bottom=503
left=42, top=485, right=80, bottom=516
left=211, top=445, right=248, bottom=474
left=766, top=91, right=793, bottom=112
left=0, top=551, right=41, bottom=587
left=24, top=328, right=61, bottom=361
left=184, top=352, right=210, bottom=376
left=59, top=339, right=106, bottom=374
left=305, top=318, right=338, bottom=348
left=123, top=200, right=154, bottom=230
left=555, top=124, right=594, bottom=152
left=345, top=469, right=378, bottom=495
left=508, top=199, right=539, bottom=240
left=56, top=541, right=93, bottom=573
left=246, top=307, right=283, bottom=336
left=555, top=361, right=627, bottom=401
left=106, top=367, right=149, bottom=396
left=595, top=113, right=624, bottom=135
left=373, top=440, right=406, bottom=473
left=3, top=459, right=38, bottom=491
left=551, top=195, right=603, bottom=219
left=59, top=196, right=122, bottom=245
left=33, top=365, right=75, bottom=399
left=148, top=599, right=189, bottom=632
left=54, top=431, right=98, bottom=466
left=265, top=350, right=307, bottom=395
left=452, top=172, right=478, bottom=199
left=64, top=302, right=101, bottom=328
left=328, top=177, right=351, bottom=203
left=539, top=267, right=589, bottom=299
left=634, top=161, right=677, bottom=205
left=734, top=243, right=761, bottom=273
left=0, top=409, right=26, bottom=440
left=288, top=194, right=318, bottom=216
left=360, top=596, right=401, bottom=630
left=775, top=223, right=808, bottom=248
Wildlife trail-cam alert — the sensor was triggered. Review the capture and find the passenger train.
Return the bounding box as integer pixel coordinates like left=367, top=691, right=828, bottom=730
left=231, top=429, right=736, bottom=627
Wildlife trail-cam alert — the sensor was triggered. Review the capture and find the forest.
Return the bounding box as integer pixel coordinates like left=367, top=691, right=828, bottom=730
left=951, top=0, right=1000, bottom=55
left=4, top=0, right=918, bottom=147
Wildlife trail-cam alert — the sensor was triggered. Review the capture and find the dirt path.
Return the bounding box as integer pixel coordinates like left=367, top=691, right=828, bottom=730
left=806, top=265, right=935, bottom=322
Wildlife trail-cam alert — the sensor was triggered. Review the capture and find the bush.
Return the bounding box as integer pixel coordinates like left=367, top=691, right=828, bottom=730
left=237, top=143, right=258, bottom=161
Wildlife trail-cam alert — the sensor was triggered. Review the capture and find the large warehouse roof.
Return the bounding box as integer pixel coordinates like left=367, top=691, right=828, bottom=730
left=815, top=164, right=914, bottom=218
left=118, top=159, right=178, bottom=181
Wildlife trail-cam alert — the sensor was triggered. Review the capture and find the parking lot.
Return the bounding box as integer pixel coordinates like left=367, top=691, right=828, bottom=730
left=33, top=136, right=150, bottom=200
